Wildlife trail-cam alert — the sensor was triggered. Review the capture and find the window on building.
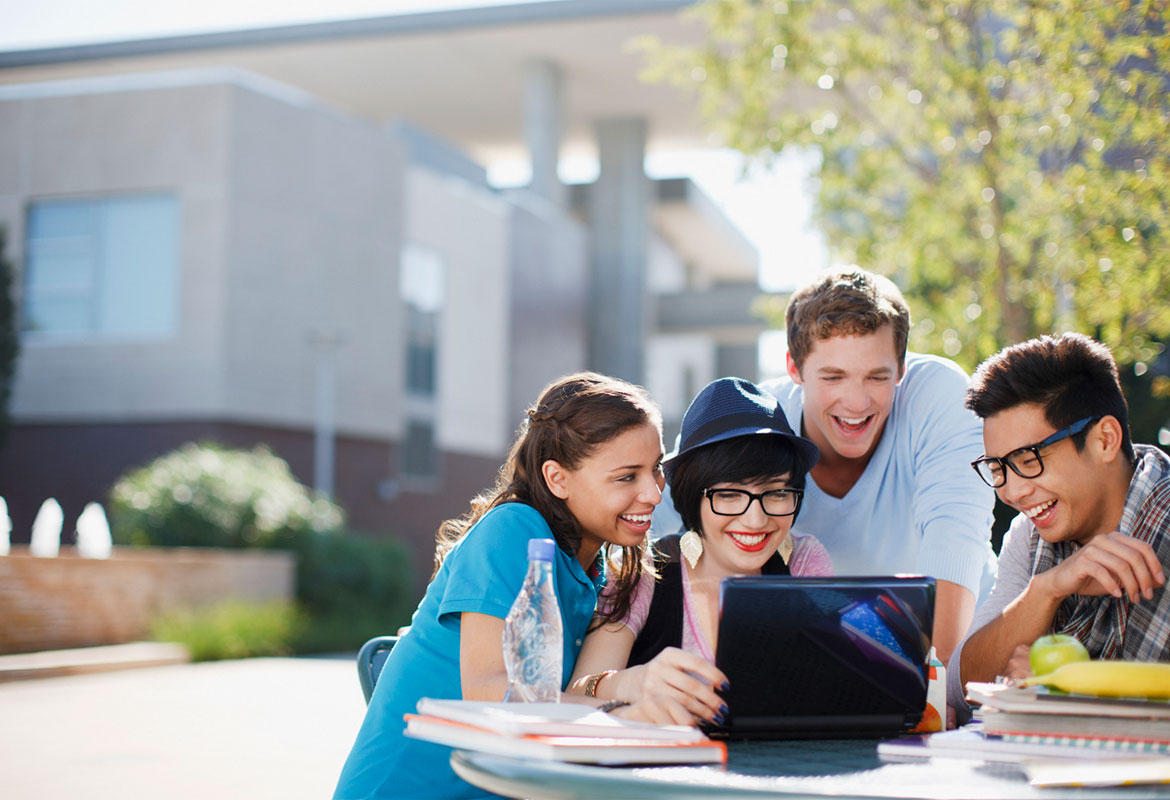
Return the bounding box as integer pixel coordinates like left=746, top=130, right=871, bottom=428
left=401, top=419, right=438, bottom=480
left=23, top=193, right=179, bottom=339
left=404, top=305, right=437, bottom=396
left=400, top=243, right=444, bottom=398
left=399, top=243, right=445, bottom=481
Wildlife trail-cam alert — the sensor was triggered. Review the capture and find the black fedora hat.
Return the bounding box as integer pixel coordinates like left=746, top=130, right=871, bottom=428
left=664, top=377, right=820, bottom=470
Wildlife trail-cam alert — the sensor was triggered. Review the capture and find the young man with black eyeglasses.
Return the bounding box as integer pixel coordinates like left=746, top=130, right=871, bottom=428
left=948, top=332, right=1170, bottom=719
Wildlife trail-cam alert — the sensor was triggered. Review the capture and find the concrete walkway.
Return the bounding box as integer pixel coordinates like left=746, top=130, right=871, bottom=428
left=0, top=655, right=366, bottom=800
left=0, top=642, right=190, bottom=682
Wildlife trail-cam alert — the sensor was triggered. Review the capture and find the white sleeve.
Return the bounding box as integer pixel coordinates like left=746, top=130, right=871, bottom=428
left=945, top=513, right=1034, bottom=717
left=905, top=359, right=997, bottom=595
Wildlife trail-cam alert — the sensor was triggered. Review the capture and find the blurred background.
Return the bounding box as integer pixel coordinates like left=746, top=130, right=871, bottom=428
left=1, top=0, right=1168, bottom=656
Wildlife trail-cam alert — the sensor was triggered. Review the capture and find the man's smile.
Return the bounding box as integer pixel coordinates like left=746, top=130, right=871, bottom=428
left=832, top=414, right=874, bottom=435
left=1022, top=498, right=1057, bottom=525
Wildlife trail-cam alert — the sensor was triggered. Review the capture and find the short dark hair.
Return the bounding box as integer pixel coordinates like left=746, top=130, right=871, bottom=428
left=966, top=332, right=1135, bottom=463
left=786, top=268, right=910, bottom=371
left=668, top=435, right=813, bottom=535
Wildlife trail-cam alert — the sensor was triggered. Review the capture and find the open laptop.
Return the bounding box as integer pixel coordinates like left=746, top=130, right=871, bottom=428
left=706, top=575, right=936, bottom=740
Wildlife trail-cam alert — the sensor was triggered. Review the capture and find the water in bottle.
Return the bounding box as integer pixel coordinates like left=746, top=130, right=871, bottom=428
left=502, top=538, right=563, bottom=702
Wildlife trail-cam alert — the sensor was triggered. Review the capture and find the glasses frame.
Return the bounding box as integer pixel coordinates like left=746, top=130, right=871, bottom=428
left=702, top=487, right=804, bottom=518
left=970, top=416, right=1097, bottom=488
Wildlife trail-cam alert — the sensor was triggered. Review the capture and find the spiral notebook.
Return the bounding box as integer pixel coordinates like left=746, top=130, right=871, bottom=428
left=707, top=575, right=936, bottom=739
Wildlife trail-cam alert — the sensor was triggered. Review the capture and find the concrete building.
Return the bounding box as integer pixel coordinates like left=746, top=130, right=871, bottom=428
left=0, top=1, right=771, bottom=572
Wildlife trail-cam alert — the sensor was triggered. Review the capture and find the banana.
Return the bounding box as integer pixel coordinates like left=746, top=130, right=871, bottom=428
left=1018, top=660, right=1170, bottom=698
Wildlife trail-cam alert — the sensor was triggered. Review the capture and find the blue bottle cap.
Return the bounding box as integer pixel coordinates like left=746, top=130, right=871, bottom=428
left=527, top=538, right=556, bottom=561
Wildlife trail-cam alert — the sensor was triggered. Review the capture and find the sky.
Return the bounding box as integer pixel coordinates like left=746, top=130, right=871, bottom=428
left=2, top=1, right=520, bottom=49
left=1, top=0, right=831, bottom=372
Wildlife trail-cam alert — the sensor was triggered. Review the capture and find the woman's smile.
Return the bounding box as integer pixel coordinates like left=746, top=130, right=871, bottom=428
left=619, top=512, right=653, bottom=534
left=725, top=529, right=772, bottom=552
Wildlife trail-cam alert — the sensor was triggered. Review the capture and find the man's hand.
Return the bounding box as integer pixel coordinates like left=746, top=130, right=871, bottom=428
left=1002, top=643, right=1032, bottom=682
left=964, top=533, right=1165, bottom=690
left=1037, top=532, right=1166, bottom=604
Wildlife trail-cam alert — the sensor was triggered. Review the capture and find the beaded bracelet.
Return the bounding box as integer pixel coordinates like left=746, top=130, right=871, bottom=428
left=597, top=699, right=631, bottom=714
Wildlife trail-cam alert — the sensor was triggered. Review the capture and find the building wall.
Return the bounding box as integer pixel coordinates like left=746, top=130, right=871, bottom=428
left=0, top=77, right=416, bottom=433
left=504, top=190, right=589, bottom=429
left=646, top=233, right=688, bottom=294
left=644, top=230, right=692, bottom=437
left=646, top=332, right=716, bottom=446
left=220, top=85, right=407, bottom=437
left=0, top=81, right=234, bottom=421
left=0, top=75, right=526, bottom=573
left=404, top=165, right=511, bottom=458
left=0, top=69, right=750, bottom=576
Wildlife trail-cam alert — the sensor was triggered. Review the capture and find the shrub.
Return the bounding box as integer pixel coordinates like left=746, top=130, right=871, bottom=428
left=110, top=441, right=417, bottom=654
left=282, top=528, right=417, bottom=653
left=109, top=442, right=345, bottom=548
left=151, top=600, right=305, bottom=662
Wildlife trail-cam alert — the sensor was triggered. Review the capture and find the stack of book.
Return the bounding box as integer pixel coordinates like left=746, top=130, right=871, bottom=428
left=968, top=680, right=1170, bottom=754
left=879, top=680, right=1170, bottom=782
left=404, top=698, right=727, bottom=765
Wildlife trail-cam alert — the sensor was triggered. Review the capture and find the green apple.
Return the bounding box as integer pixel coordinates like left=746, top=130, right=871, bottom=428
left=1029, top=634, right=1090, bottom=676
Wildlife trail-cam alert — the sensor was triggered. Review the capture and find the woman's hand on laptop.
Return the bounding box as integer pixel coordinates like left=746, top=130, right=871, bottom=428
left=610, top=696, right=700, bottom=728
left=608, top=648, right=728, bottom=725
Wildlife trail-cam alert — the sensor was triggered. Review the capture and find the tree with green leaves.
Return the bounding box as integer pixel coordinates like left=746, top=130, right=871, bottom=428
left=0, top=228, right=19, bottom=446
left=643, top=0, right=1170, bottom=372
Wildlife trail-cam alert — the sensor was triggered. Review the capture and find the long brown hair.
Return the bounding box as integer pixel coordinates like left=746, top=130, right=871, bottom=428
left=433, top=372, right=661, bottom=622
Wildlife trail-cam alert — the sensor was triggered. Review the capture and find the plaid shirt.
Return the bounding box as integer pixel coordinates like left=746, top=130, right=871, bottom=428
left=1029, top=444, right=1170, bottom=660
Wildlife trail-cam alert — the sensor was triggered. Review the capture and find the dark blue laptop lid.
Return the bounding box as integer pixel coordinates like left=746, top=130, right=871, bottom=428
left=711, top=575, right=936, bottom=739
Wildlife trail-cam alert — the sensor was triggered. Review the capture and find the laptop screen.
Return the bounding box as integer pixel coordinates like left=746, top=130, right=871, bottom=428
left=711, top=575, right=936, bottom=739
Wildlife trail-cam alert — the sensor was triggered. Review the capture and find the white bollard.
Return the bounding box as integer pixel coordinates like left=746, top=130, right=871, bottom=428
left=76, top=502, right=113, bottom=559
left=0, top=497, right=10, bottom=556
left=29, top=498, right=63, bottom=557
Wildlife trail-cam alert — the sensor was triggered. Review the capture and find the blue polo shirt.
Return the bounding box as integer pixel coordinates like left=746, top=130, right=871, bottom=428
left=333, top=502, right=603, bottom=800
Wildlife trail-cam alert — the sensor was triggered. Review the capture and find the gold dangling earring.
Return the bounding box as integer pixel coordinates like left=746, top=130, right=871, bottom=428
left=778, top=534, right=794, bottom=564
left=679, top=530, right=704, bottom=570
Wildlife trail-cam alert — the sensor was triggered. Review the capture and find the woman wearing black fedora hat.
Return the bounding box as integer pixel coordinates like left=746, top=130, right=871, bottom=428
left=567, top=377, right=832, bottom=724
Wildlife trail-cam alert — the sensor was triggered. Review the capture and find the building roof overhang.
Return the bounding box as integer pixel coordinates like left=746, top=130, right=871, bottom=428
left=570, top=178, right=757, bottom=282
left=0, top=0, right=710, bottom=165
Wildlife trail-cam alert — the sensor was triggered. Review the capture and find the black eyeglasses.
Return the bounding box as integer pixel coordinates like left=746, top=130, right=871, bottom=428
left=970, top=416, right=1097, bottom=488
left=703, top=487, right=803, bottom=517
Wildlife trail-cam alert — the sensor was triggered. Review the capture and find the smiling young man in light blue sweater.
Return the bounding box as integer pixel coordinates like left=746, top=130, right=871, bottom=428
left=760, top=269, right=997, bottom=665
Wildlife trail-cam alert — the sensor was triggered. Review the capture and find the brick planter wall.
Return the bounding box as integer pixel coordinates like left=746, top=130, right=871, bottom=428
left=0, top=546, right=295, bottom=654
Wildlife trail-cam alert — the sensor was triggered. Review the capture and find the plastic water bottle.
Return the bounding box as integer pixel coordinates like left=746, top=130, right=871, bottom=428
left=502, top=538, right=563, bottom=703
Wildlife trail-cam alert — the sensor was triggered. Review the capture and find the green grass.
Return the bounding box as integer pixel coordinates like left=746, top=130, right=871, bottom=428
left=151, top=600, right=305, bottom=661
left=292, top=609, right=410, bottom=654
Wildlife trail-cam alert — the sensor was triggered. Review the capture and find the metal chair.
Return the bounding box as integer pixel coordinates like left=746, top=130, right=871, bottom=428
left=357, top=635, right=399, bottom=704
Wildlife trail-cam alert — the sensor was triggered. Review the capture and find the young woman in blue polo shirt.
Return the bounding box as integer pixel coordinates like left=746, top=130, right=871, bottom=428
left=333, top=372, right=696, bottom=800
